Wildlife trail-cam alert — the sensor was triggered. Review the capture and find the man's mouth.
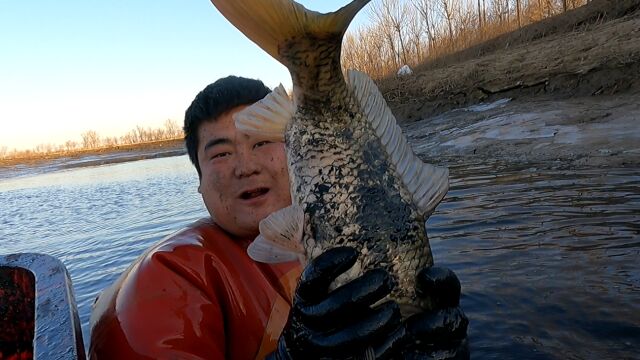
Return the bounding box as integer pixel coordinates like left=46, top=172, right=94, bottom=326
left=240, top=187, right=269, bottom=200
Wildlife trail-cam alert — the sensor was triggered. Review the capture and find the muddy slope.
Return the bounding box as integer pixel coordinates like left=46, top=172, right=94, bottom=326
left=379, top=0, right=640, bottom=122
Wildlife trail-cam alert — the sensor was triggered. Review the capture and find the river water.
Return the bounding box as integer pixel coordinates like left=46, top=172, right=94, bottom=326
left=1, top=152, right=639, bottom=358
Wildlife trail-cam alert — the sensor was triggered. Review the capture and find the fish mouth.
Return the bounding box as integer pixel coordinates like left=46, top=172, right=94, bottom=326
left=239, top=187, right=269, bottom=200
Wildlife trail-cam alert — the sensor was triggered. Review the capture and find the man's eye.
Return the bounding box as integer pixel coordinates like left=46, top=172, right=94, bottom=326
left=254, top=141, right=272, bottom=149
left=211, top=152, right=231, bottom=160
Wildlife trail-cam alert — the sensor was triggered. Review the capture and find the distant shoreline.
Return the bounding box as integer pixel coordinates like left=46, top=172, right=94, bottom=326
left=0, top=139, right=185, bottom=169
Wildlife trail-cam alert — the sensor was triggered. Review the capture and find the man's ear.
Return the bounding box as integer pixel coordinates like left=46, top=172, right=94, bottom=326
left=197, top=184, right=202, bottom=194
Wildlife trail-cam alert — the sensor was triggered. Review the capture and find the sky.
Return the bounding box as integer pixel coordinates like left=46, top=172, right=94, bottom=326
left=0, top=0, right=371, bottom=151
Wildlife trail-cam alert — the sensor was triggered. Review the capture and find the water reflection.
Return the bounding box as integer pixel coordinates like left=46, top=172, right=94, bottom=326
left=428, top=162, right=640, bottom=359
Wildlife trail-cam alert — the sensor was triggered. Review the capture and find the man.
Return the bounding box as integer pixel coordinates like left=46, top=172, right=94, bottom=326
left=89, top=76, right=468, bottom=359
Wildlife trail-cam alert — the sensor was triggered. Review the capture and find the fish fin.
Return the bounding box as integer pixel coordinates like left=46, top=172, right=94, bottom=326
left=247, top=205, right=306, bottom=263
left=247, top=235, right=302, bottom=264
left=208, top=0, right=370, bottom=63
left=347, top=70, right=449, bottom=217
left=233, top=84, right=293, bottom=141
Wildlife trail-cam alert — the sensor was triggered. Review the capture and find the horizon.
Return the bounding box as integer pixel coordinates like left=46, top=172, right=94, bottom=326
left=0, top=0, right=369, bottom=152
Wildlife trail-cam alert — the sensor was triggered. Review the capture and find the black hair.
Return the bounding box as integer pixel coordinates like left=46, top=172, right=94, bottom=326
left=184, top=76, right=271, bottom=178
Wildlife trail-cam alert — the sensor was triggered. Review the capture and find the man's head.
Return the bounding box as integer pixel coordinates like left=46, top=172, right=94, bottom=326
left=184, top=76, right=292, bottom=238
left=184, top=76, right=272, bottom=177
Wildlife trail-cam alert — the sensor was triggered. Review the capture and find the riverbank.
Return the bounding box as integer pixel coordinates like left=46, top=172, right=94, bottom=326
left=380, top=0, right=640, bottom=168
left=0, top=139, right=185, bottom=168
left=380, top=0, right=640, bottom=119
left=0, top=139, right=186, bottom=180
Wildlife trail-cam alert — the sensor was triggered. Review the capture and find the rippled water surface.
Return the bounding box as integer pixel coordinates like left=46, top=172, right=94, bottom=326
left=1, top=154, right=638, bottom=358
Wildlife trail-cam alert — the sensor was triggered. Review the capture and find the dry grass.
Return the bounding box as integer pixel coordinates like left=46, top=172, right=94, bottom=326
left=377, top=0, right=640, bottom=121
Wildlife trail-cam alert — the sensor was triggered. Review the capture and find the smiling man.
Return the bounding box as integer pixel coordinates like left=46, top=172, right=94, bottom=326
left=88, top=76, right=468, bottom=359
left=196, top=103, right=292, bottom=240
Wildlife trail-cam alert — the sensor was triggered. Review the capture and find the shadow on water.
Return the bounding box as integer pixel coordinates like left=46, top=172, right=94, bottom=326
left=428, top=161, right=640, bottom=359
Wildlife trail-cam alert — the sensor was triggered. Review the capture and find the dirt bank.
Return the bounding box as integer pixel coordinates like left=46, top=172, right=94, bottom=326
left=380, top=0, right=640, bottom=120
left=380, top=0, right=640, bottom=168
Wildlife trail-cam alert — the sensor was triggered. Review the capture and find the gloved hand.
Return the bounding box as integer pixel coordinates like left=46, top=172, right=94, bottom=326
left=397, top=267, right=470, bottom=359
left=267, top=246, right=403, bottom=360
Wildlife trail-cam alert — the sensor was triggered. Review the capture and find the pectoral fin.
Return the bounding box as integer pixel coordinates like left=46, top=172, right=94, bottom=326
left=247, top=204, right=306, bottom=263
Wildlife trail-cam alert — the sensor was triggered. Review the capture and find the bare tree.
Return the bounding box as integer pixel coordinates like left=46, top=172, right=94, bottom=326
left=387, top=0, right=411, bottom=66
left=343, top=17, right=397, bottom=78
left=163, top=118, right=183, bottom=138
left=490, top=0, right=508, bottom=24
left=135, top=125, right=147, bottom=143
left=81, top=130, right=100, bottom=149
left=436, top=0, right=458, bottom=46
left=368, top=1, right=398, bottom=70
left=368, top=0, right=412, bottom=69
left=414, top=0, right=436, bottom=54
left=64, top=140, right=77, bottom=152
left=103, top=137, right=120, bottom=147
left=482, top=0, right=487, bottom=26
left=0, top=145, right=7, bottom=158
left=406, top=8, right=425, bottom=63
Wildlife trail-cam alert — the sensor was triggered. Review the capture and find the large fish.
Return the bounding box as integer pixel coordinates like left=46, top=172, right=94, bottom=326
left=209, top=0, right=449, bottom=312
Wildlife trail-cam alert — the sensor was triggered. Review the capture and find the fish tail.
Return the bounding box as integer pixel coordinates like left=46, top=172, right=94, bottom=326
left=209, top=0, right=370, bottom=65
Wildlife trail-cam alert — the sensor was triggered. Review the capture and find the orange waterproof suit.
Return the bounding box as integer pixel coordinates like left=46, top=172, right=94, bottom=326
left=89, top=218, right=301, bottom=359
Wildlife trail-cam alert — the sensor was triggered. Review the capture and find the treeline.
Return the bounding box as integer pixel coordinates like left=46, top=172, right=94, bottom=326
left=342, top=0, right=591, bottom=79
left=1, top=119, right=183, bottom=160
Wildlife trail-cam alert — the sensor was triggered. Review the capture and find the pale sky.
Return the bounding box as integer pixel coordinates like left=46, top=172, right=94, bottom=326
left=0, top=0, right=370, bottom=151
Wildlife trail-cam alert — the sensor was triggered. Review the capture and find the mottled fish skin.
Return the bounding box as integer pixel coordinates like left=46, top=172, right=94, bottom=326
left=281, top=35, right=433, bottom=306
left=209, top=0, right=442, bottom=310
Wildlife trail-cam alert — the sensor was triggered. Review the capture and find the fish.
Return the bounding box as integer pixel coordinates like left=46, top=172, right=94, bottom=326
left=209, top=0, right=449, bottom=313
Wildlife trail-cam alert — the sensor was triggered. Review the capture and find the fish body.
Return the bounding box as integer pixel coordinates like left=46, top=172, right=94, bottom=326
left=210, top=0, right=449, bottom=310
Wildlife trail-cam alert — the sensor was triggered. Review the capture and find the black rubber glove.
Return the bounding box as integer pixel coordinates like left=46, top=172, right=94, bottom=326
left=267, top=246, right=402, bottom=360
left=398, top=267, right=470, bottom=359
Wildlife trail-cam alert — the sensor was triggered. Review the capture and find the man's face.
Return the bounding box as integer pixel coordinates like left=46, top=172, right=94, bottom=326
left=197, top=105, right=292, bottom=238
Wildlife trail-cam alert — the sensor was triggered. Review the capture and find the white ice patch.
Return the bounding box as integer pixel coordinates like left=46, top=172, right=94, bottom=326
left=463, top=98, right=512, bottom=112
left=441, top=113, right=581, bottom=148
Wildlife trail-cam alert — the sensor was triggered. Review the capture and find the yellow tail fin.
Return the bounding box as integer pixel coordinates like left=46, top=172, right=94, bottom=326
left=209, top=0, right=370, bottom=64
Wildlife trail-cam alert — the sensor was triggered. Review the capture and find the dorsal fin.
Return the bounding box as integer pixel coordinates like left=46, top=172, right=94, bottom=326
left=233, top=84, right=293, bottom=141
left=347, top=70, right=449, bottom=217
left=209, top=0, right=371, bottom=64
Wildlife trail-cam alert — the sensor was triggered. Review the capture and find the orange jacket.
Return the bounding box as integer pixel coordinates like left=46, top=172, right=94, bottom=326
left=89, top=218, right=301, bottom=359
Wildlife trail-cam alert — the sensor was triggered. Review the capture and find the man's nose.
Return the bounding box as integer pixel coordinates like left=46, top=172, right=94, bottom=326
left=234, top=149, right=260, bottom=177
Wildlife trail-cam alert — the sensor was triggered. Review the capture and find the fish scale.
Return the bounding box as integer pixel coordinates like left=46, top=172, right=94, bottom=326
left=287, top=101, right=433, bottom=305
